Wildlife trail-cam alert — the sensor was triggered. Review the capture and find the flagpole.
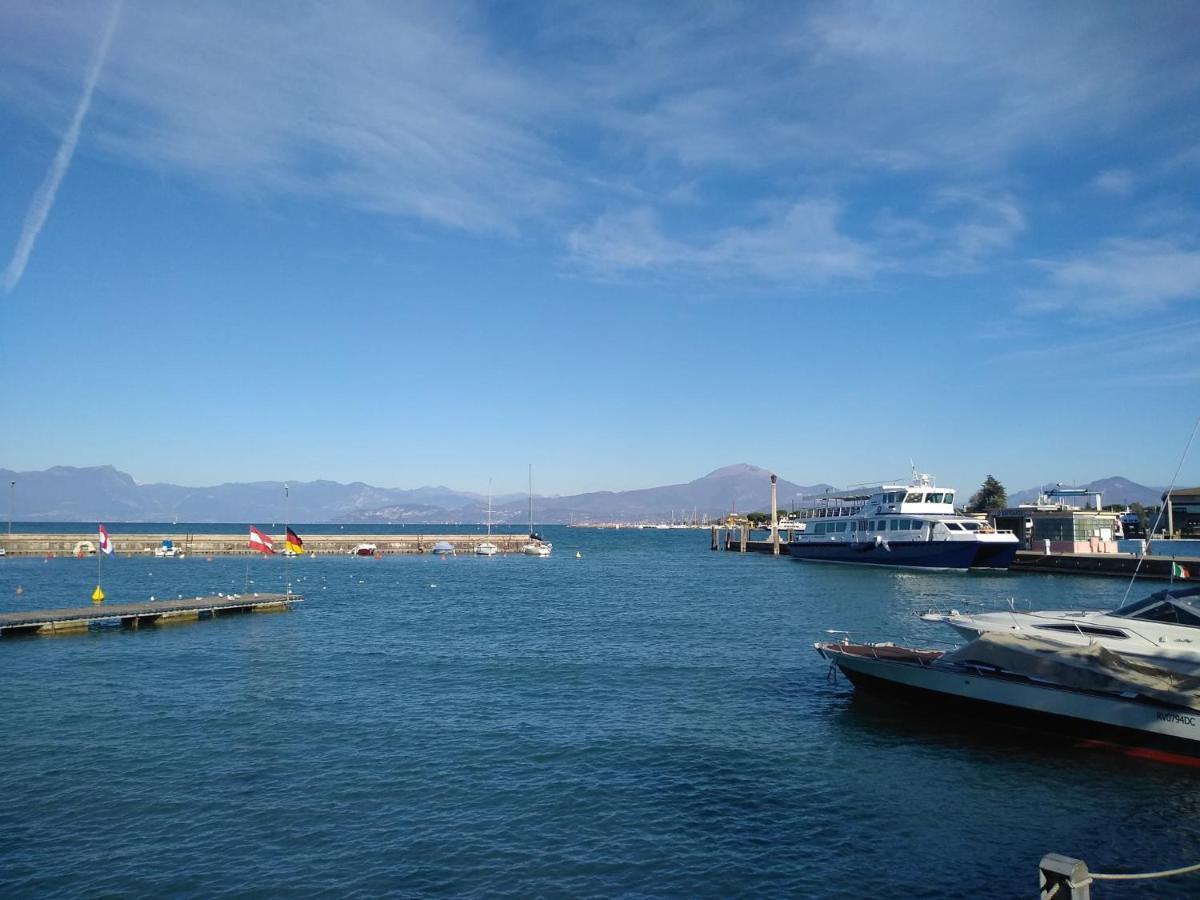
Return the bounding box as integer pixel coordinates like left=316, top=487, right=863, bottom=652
left=284, top=483, right=291, bottom=597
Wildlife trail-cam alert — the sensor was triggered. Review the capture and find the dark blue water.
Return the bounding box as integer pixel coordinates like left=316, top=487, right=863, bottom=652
left=2, top=528, right=1198, bottom=897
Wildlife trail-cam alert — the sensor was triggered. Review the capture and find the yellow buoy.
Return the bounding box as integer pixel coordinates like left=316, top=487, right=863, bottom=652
left=92, top=585, right=105, bottom=603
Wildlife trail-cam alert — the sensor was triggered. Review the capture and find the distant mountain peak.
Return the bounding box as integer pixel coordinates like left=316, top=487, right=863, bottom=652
left=703, top=463, right=771, bottom=480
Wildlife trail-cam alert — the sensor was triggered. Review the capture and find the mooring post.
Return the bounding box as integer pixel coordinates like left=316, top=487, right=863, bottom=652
left=711, top=525, right=719, bottom=551
left=770, top=474, right=779, bottom=556
left=1039, top=854, right=1091, bottom=899
left=739, top=523, right=748, bottom=553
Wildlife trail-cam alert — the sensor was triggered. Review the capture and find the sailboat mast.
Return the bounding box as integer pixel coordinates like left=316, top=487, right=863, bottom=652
left=528, top=464, right=534, bottom=536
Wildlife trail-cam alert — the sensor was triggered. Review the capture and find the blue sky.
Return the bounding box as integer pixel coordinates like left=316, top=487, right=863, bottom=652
left=1, top=0, right=1199, bottom=496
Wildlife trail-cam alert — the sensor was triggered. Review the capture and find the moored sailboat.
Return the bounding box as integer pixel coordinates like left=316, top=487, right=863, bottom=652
left=523, top=465, right=552, bottom=557
left=475, top=479, right=499, bottom=556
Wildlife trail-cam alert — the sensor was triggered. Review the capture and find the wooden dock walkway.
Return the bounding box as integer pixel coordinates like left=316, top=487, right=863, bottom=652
left=0, top=592, right=302, bottom=637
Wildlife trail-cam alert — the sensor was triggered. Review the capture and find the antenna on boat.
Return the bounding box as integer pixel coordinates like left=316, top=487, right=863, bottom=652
left=1119, top=412, right=1200, bottom=606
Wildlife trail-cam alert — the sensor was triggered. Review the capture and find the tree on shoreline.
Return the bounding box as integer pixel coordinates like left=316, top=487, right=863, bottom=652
left=967, top=475, right=1008, bottom=512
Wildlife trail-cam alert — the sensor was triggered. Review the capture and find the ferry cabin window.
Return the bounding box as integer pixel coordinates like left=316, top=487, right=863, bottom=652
left=927, top=493, right=944, bottom=504
left=960, top=521, right=980, bottom=531
left=945, top=492, right=954, bottom=505
left=905, top=492, right=924, bottom=504
left=891, top=520, right=904, bottom=531
left=945, top=522, right=964, bottom=531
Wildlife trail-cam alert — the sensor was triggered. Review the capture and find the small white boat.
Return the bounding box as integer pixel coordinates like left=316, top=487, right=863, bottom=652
left=523, top=465, right=552, bottom=558
left=476, top=479, right=501, bottom=556
left=153, top=539, right=182, bottom=558
left=350, top=543, right=378, bottom=557
left=430, top=540, right=455, bottom=556
left=817, top=632, right=1200, bottom=759
left=921, top=584, right=1200, bottom=675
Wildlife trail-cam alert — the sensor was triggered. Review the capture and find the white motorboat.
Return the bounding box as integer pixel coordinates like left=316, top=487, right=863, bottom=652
left=817, top=632, right=1200, bottom=759
left=921, top=585, right=1200, bottom=675
left=350, top=543, right=378, bottom=557
left=789, top=472, right=1019, bottom=571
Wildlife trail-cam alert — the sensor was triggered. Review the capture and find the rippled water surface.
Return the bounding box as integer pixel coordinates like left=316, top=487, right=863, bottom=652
left=2, top=528, right=1199, bottom=897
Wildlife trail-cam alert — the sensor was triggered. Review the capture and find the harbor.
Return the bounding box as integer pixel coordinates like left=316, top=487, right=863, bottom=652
left=4, top=528, right=1197, bottom=895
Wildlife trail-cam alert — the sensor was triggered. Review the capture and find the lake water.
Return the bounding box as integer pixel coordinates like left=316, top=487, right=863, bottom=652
left=2, top=527, right=1198, bottom=897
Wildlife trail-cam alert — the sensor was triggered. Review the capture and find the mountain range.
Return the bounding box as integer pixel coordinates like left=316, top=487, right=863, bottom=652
left=0, top=465, right=1168, bottom=524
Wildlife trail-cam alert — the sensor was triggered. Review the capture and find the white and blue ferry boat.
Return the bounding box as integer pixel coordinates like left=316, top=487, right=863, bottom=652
left=787, top=474, right=1019, bottom=571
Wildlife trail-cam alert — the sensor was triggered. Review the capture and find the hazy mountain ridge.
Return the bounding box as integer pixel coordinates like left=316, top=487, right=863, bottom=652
left=1, top=464, right=828, bottom=523
left=0, top=465, right=1172, bottom=523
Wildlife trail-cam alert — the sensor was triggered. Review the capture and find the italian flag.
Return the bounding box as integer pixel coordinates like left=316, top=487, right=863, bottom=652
left=1174, top=562, right=1191, bottom=579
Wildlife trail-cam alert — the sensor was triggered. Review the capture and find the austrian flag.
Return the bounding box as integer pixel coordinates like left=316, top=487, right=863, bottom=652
left=249, top=525, right=276, bottom=554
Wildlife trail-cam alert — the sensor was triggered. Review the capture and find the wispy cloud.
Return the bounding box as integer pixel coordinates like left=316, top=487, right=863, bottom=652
left=568, top=199, right=874, bottom=283
left=989, top=318, right=1200, bottom=387
left=2, top=1, right=1199, bottom=292
left=1094, top=168, right=1135, bottom=195
left=3, top=0, right=121, bottom=293
left=1021, top=238, right=1200, bottom=317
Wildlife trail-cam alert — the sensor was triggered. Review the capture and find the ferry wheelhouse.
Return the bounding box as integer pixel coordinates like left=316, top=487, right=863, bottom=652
left=788, top=474, right=1019, bottom=571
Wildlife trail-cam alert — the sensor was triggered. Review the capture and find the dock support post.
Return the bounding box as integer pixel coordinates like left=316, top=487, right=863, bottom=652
left=770, top=474, right=779, bottom=556
left=1168, top=494, right=1175, bottom=538
left=739, top=525, right=748, bottom=553
left=711, top=525, right=719, bottom=551
left=1039, top=854, right=1090, bottom=899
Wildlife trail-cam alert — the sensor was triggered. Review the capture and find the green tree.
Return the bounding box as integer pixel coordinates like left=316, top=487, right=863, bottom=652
left=967, top=475, right=1008, bottom=513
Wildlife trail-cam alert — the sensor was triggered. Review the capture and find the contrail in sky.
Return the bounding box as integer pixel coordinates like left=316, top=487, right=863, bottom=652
left=3, top=0, right=123, bottom=293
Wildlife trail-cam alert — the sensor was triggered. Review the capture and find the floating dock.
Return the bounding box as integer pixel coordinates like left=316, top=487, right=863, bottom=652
left=0, top=592, right=302, bottom=637
left=0, top=532, right=535, bottom=557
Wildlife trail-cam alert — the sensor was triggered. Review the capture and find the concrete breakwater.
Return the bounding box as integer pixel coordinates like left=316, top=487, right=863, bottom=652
left=0, top=532, right=536, bottom=557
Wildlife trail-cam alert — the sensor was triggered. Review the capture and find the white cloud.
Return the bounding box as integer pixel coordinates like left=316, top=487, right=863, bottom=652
left=1, top=2, right=566, bottom=234
left=1022, top=238, right=1200, bottom=316
left=568, top=199, right=873, bottom=283
left=1094, top=169, right=1135, bottom=195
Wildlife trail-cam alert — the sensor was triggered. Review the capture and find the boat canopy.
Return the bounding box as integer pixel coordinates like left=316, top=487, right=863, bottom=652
left=943, top=632, right=1200, bottom=709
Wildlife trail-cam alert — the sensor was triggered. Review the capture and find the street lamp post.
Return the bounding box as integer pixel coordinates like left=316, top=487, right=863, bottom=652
left=8, top=480, right=13, bottom=539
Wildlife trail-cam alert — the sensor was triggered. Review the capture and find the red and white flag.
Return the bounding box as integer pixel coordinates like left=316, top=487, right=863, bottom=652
left=249, top=525, right=276, bottom=554
left=98, top=524, right=114, bottom=555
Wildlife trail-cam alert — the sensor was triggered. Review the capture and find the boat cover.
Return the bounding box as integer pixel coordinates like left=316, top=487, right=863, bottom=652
left=943, top=632, right=1200, bottom=710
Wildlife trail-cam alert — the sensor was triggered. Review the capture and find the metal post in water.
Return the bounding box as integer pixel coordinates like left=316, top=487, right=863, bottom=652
left=770, top=474, right=779, bottom=556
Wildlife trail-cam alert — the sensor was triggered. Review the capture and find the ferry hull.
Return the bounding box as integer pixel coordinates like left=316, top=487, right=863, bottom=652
left=788, top=539, right=978, bottom=571
left=970, top=541, right=1019, bottom=570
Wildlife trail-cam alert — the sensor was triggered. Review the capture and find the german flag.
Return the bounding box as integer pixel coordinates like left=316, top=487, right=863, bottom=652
left=286, top=527, right=305, bottom=555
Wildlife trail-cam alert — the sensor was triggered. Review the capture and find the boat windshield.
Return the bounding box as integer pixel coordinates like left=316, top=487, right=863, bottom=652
left=1112, top=586, right=1200, bottom=626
